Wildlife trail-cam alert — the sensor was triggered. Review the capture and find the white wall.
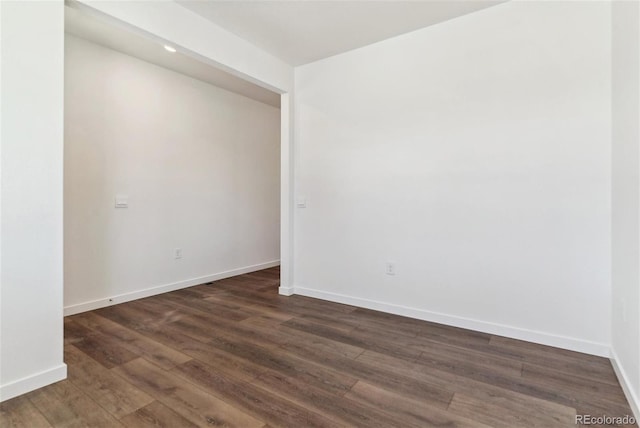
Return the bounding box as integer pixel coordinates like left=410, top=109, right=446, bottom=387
left=611, top=0, right=640, bottom=417
left=0, top=0, right=67, bottom=401
left=64, top=35, right=280, bottom=314
left=293, top=1, right=612, bottom=355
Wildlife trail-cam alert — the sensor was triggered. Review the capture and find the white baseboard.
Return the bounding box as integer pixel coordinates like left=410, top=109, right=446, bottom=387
left=291, top=286, right=611, bottom=357
left=611, top=349, right=640, bottom=421
left=278, top=286, right=294, bottom=296
left=64, top=260, right=280, bottom=316
left=0, top=364, right=67, bottom=402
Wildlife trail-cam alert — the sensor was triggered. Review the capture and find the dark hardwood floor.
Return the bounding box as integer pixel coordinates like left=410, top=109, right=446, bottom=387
left=1, top=266, right=636, bottom=427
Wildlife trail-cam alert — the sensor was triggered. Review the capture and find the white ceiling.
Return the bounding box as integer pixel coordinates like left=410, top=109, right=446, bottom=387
left=65, top=1, right=503, bottom=104
left=177, top=0, right=504, bottom=66
left=65, top=6, right=281, bottom=108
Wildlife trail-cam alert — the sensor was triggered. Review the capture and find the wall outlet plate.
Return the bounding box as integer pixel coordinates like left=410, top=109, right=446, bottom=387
left=386, top=262, right=396, bottom=276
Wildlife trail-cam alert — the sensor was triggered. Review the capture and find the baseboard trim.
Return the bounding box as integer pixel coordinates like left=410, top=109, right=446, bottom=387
left=0, top=364, right=67, bottom=402
left=611, top=349, right=640, bottom=421
left=278, top=286, right=294, bottom=296
left=292, top=286, right=611, bottom=357
left=64, top=260, right=280, bottom=316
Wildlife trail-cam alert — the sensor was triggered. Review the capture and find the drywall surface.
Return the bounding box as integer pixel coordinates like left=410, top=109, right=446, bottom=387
left=0, top=0, right=67, bottom=401
left=294, top=1, right=612, bottom=355
left=611, top=0, right=640, bottom=417
left=64, top=35, right=280, bottom=313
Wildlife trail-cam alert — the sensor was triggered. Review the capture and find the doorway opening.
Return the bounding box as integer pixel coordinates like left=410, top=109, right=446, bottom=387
left=63, top=4, right=290, bottom=317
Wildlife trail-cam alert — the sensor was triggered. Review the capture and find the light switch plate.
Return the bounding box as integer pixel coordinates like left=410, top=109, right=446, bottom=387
left=115, top=195, right=128, bottom=208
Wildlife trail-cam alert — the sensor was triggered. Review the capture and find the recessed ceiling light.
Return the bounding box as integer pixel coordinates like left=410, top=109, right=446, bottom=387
left=164, top=45, right=176, bottom=53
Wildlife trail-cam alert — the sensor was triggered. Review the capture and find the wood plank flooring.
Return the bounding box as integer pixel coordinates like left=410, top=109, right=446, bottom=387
left=1, top=266, right=636, bottom=427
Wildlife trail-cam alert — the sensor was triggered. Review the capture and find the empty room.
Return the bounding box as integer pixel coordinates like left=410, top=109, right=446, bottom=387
left=1, top=0, right=639, bottom=427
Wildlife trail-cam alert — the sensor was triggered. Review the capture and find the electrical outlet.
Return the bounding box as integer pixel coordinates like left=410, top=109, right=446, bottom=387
left=174, top=248, right=183, bottom=259
left=385, top=262, right=396, bottom=276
